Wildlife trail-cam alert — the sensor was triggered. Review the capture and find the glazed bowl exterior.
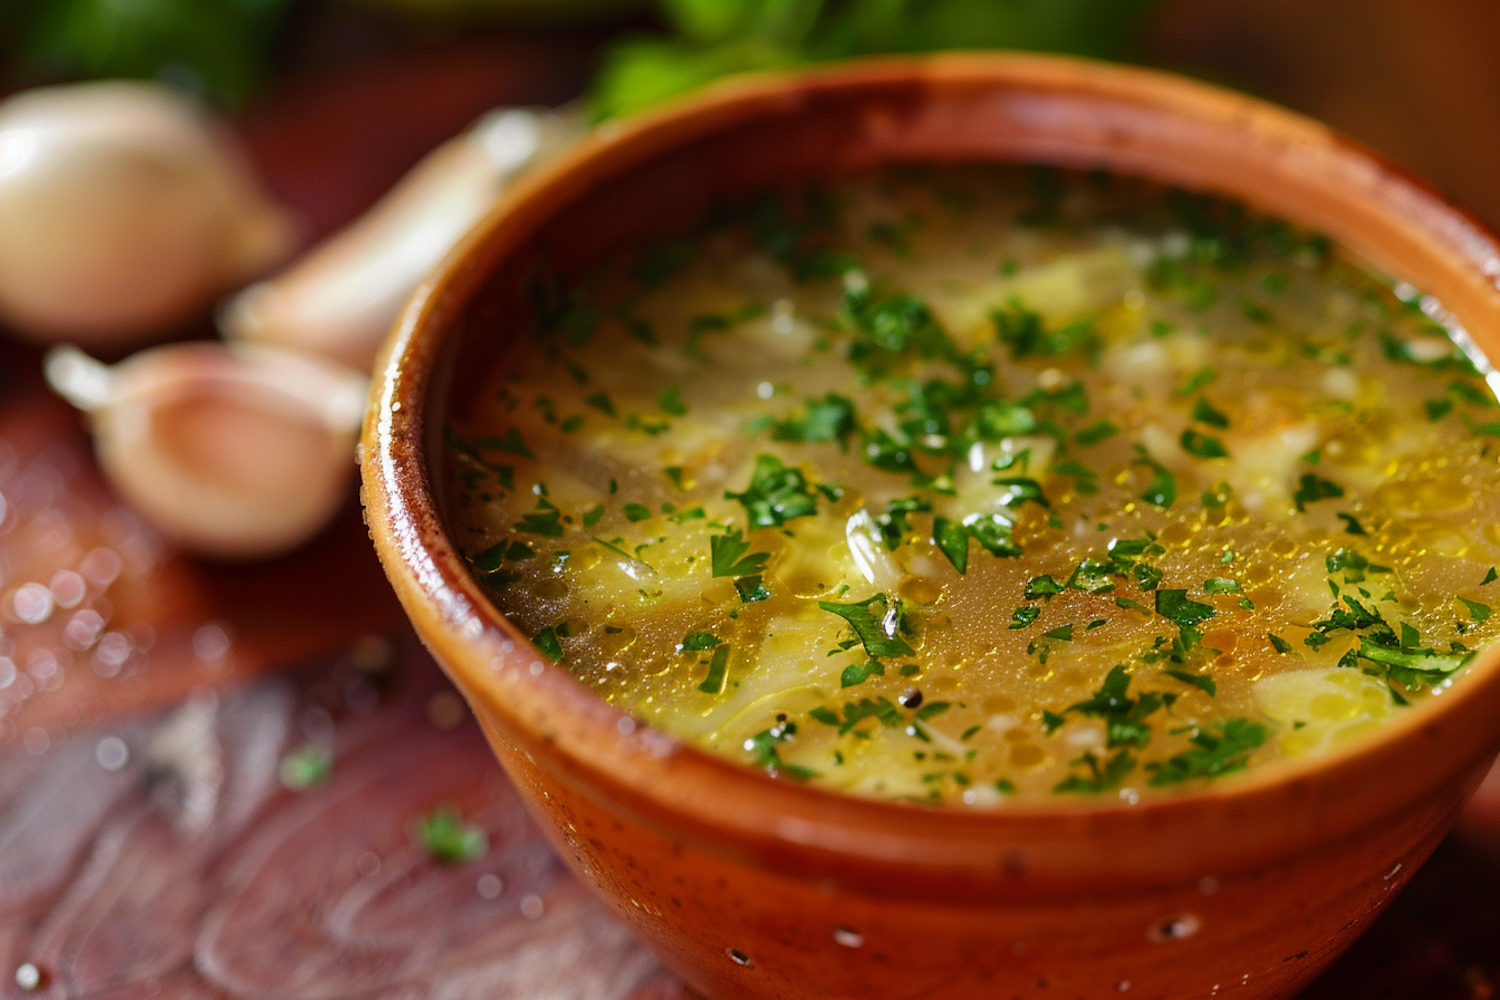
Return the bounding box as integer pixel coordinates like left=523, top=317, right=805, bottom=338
left=361, top=54, right=1500, bottom=1000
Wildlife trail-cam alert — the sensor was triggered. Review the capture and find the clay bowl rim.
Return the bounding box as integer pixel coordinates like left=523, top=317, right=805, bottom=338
left=363, top=52, right=1500, bottom=891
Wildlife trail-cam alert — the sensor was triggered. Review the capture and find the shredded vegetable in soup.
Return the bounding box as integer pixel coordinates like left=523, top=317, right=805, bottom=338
left=444, top=166, right=1500, bottom=804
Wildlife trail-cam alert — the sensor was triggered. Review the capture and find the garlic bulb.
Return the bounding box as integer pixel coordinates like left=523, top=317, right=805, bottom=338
left=220, top=105, right=585, bottom=371
left=46, top=342, right=368, bottom=560
left=0, top=81, right=296, bottom=348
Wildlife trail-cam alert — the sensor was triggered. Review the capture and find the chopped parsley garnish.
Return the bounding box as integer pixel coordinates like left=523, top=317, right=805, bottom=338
left=1336, top=513, right=1367, bottom=535
left=1458, top=597, right=1492, bottom=623
left=414, top=806, right=488, bottom=865
left=1145, top=719, right=1267, bottom=786
left=1180, top=429, right=1229, bottom=459
left=710, top=528, right=770, bottom=578
left=681, top=631, right=722, bottom=652
left=699, top=645, right=730, bottom=694
left=819, top=696, right=905, bottom=735
left=1292, top=473, right=1345, bottom=511
left=1075, top=420, right=1119, bottom=445
left=471, top=540, right=533, bottom=573
left=657, top=386, right=687, bottom=416
left=279, top=744, right=332, bottom=791
left=623, top=503, right=653, bottom=522
left=533, top=626, right=564, bottom=662
left=1025, top=575, right=1065, bottom=599
left=877, top=497, right=932, bottom=550
left=992, top=298, right=1098, bottom=359
left=744, top=717, right=811, bottom=777
left=768, top=393, right=858, bottom=445
left=840, top=660, right=884, bottom=688
left=734, top=576, right=772, bottom=603
left=934, top=514, right=1024, bottom=574
left=726, top=454, right=819, bottom=527
left=476, top=427, right=535, bottom=461
left=1055, top=749, right=1135, bottom=794
left=1155, top=590, right=1217, bottom=628
left=1164, top=669, right=1217, bottom=696
left=932, top=517, right=970, bottom=573
left=1174, top=366, right=1218, bottom=397
left=818, top=593, right=915, bottom=659
left=1190, top=398, right=1229, bottom=428
left=1137, top=459, right=1177, bottom=508
left=1009, top=606, right=1041, bottom=629
left=515, top=498, right=565, bottom=538
left=1058, top=666, right=1168, bottom=749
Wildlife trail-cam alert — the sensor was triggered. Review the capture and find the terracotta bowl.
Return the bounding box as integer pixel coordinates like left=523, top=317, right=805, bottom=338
left=361, top=54, right=1500, bottom=1000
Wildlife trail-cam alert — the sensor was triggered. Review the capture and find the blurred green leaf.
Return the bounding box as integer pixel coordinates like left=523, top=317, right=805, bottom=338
left=594, top=36, right=805, bottom=119
left=593, top=0, right=1161, bottom=120
left=11, top=0, right=294, bottom=107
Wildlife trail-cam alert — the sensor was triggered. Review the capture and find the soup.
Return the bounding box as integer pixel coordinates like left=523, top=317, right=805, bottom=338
left=443, top=167, right=1500, bottom=805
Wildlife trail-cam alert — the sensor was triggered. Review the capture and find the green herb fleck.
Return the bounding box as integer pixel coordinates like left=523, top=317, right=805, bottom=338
left=1138, top=459, right=1177, bottom=508
left=414, top=806, right=488, bottom=865
left=1164, top=670, right=1217, bottom=696
left=680, top=631, right=722, bottom=652
left=769, top=393, right=858, bottom=446
left=840, top=660, right=884, bottom=688
left=1458, top=597, right=1492, bottom=623
left=1145, top=719, right=1267, bottom=786
left=1055, top=749, right=1136, bottom=794
left=726, top=454, right=819, bottom=527
left=735, top=576, right=772, bottom=603
left=533, top=626, right=564, bottom=662
left=1180, top=429, right=1229, bottom=459
left=1155, top=590, right=1217, bottom=628
left=1190, top=398, right=1229, bottom=428
left=515, top=498, right=565, bottom=538
left=1075, top=420, right=1119, bottom=445
left=818, top=593, right=915, bottom=659
left=279, top=744, right=332, bottom=791
left=657, top=386, right=688, bottom=416
left=1025, top=575, right=1065, bottom=599
left=699, top=645, right=730, bottom=694
left=476, top=427, right=535, bottom=461
left=1292, top=473, right=1345, bottom=511
left=1009, top=606, right=1041, bottom=629
left=710, top=528, right=770, bottom=578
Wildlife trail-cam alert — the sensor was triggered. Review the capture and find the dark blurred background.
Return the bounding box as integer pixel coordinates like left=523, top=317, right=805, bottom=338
left=2, top=0, right=1497, bottom=230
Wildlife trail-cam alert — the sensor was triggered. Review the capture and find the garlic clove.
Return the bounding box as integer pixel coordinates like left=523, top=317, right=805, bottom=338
left=0, top=81, right=297, bottom=349
left=220, top=105, right=585, bottom=372
left=46, top=342, right=368, bottom=560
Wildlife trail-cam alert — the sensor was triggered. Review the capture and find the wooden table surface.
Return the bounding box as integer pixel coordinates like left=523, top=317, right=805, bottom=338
left=2, top=21, right=1499, bottom=1000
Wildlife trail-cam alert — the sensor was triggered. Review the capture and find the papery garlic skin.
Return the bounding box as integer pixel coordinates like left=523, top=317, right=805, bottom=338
left=221, top=105, right=585, bottom=371
left=47, top=343, right=367, bottom=560
left=0, top=81, right=296, bottom=348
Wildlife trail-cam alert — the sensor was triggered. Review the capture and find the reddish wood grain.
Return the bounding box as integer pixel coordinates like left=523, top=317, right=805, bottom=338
left=0, top=639, right=677, bottom=1000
